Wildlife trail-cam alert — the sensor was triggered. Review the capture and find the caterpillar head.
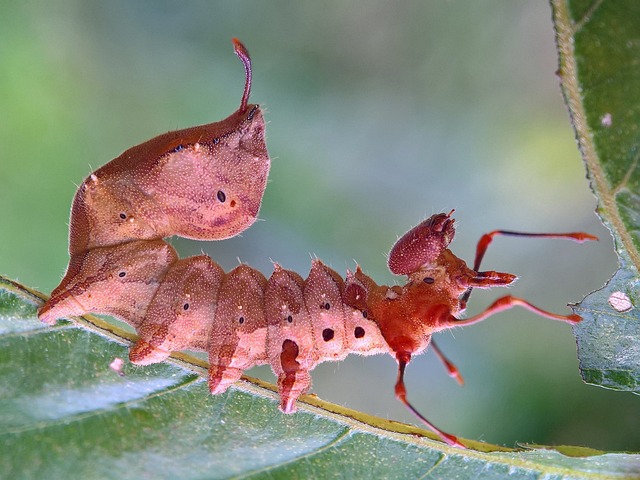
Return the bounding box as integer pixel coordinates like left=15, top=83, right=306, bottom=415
left=351, top=212, right=462, bottom=357
left=387, top=211, right=456, bottom=276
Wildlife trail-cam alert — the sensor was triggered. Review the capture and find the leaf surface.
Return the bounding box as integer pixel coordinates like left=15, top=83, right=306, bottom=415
left=553, top=0, right=640, bottom=392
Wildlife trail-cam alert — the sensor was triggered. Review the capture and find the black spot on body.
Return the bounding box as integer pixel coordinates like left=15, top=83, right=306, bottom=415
left=118, top=271, right=126, bottom=278
left=354, top=326, right=365, bottom=338
left=287, top=315, right=293, bottom=323
left=423, top=277, right=435, bottom=284
left=217, top=190, right=226, bottom=203
left=183, top=303, right=190, bottom=311
left=119, top=213, right=127, bottom=220
left=322, top=328, right=334, bottom=342
left=239, top=316, right=245, bottom=324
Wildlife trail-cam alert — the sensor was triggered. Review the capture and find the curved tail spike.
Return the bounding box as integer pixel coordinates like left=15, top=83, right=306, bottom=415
left=232, top=38, right=252, bottom=114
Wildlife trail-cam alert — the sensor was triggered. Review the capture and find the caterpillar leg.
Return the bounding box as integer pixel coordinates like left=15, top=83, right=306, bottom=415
left=129, top=340, right=171, bottom=365
left=461, top=229, right=597, bottom=304
left=451, top=295, right=582, bottom=327
left=209, top=362, right=244, bottom=395
left=430, top=340, right=463, bottom=385
left=277, top=339, right=312, bottom=414
left=394, top=351, right=465, bottom=448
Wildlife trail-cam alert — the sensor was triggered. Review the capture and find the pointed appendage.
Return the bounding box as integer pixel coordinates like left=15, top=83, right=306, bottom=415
left=461, top=228, right=598, bottom=304
left=232, top=38, right=252, bottom=114
left=431, top=340, right=464, bottom=386
left=394, top=352, right=465, bottom=448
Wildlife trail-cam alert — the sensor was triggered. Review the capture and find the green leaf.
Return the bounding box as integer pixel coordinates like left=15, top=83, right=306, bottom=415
left=2, top=277, right=639, bottom=479
left=552, top=0, right=640, bottom=392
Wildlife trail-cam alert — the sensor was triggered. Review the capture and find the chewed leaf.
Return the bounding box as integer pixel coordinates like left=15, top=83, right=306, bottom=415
left=553, top=1, right=640, bottom=391
left=2, top=276, right=640, bottom=478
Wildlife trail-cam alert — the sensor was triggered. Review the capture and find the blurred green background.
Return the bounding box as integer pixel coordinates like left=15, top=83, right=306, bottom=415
left=1, top=1, right=637, bottom=450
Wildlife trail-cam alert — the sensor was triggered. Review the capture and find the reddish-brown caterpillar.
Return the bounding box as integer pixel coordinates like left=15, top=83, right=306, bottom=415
left=39, top=40, right=597, bottom=448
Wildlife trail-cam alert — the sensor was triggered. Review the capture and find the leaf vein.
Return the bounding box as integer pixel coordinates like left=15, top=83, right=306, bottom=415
left=571, top=0, right=605, bottom=36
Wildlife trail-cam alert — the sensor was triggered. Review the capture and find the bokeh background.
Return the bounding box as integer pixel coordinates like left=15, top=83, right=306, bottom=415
left=1, top=1, right=637, bottom=450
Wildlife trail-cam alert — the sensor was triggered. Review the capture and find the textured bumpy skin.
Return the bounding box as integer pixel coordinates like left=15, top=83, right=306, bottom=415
left=69, top=105, right=268, bottom=256
left=39, top=240, right=179, bottom=327
left=38, top=39, right=591, bottom=448
left=388, top=212, right=455, bottom=275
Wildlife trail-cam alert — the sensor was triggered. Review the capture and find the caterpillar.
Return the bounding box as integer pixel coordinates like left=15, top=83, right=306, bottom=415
left=38, top=39, right=597, bottom=448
